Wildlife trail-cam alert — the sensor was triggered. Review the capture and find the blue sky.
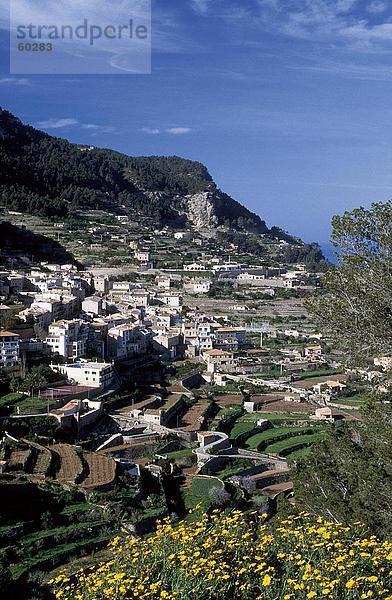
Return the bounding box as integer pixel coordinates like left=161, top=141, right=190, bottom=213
left=1, top=0, right=392, bottom=242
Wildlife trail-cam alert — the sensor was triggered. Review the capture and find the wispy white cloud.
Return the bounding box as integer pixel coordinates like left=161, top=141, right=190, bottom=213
left=140, top=126, right=161, bottom=134
left=342, top=21, right=392, bottom=43
left=190, top=0, right=212, bottom=15
left=367, top=1, right=387, bottom=14
left=36, top=118, right=79, bottom=129
left=288, top=59, right=392, bottom=81
left=140, top=126, right=192, bottom=135
left=0, top=77, right=30, bottom=86
left=5, top=0, right=151, bottom=74
left=81, top=123, right=116, bottom=133
left=166, top=127, right=191, bottom=134
left=197, top=0, right=392, bottom=52
left=36, top=117, right=117, bottom=133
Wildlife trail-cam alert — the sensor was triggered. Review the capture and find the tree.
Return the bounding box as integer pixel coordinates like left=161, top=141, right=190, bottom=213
left=0, top=562, right=12, bottom=594
left=293, top=201, right=392, bottom=537
left=9, top=377, right=20, bottom=393
left=292, top=400, right=392, bottom=537
left=21, top=369, right=48, bottom=396
left=209, top=486, right=231, bottom=507
left=308, top=201, right=392, bottom=365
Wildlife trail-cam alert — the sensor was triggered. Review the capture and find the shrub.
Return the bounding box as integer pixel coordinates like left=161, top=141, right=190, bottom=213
left=51, top=512, right=392, bottom=599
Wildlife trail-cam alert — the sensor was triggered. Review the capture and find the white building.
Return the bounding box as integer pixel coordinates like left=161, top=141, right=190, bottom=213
left=304, top=345, right=323, bottom=360
left=190, top=281, right=212, bottom=294
left=82, top=296, right=105, bottom=316
left=55, top=361, right=114, bottom=389
left=152, top=332, right=180, bottom=359
left=158, top=293, right=182, bottom=308
left=174, top=231, right=192, bottom=241
left=111, top=281, right=137, bottom=293
left=0, top=331, right=20, bottom=369
left=107, top=324, right=150, bottom=359
left=215, top=327, right=246, bottom=351
left=134, top=249, right=151, bottom=263
left=212, top=263, right=242, bottom=275
left=237, top=270, right=267, bottom=282
left=94, top=276, right=111, bottom=295
left=203, top=349, right=235, bottom=373
left=156, top=276, right=171, bottom=290
left=197, top=322, right=215, bottom=351
left=46, top=320, right=92, bottom=359
left=183, top=262, right=207, bottom=272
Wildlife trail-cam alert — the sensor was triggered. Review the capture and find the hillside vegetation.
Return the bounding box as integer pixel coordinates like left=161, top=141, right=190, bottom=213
left=0, top=221, right=79, bottom=267
left=51, top=511, right=392, bottom=600
left=0, top=108, right=272, bottom=233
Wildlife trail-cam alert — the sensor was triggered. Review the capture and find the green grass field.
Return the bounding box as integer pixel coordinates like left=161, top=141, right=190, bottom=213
left=334, top=394, right=367, bottom=407
left=0, top=392, right=49, bottom=415
left=245, top=426, right=312, bottom=450
left=230, top=421, right=257, bottom=439
left=286, top=447, right=312, bottom=461
left=295, top=369, right=341, bottom=380
left=191, top=476, right=223, bottom=497
left=240, top=412, right=309, bottom=423
left=208, top=459, right=254, bottom=481
left=182, top=476, right=224, bottom=510
left=265, top=432, right=324, bottom=456
left=0, top=392, right=24, bottom=410
left=163, top=448, right=194, bottom=460
left=12, top=533, right=113, bottom=579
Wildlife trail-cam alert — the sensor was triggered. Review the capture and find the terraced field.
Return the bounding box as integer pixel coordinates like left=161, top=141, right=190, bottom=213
left=32, top=447, right=52, bottom=475
left=245, top=427, right=315, bottom=451
left=228, top=411, right=325, bottom=458
left=286, top=446, right=312, bottom=461
left=265, top=432, right=324, bottom=457
left=52, top=444, right=84, bottom=484
left=182, top=475, right=224, bottom=509
left=17, top=535, right=113, bottom=580
left=230, top=421, right=258, bottom=440
left=0, top=486, right=119, bottom=587
left=163, top=448, right=194, bottom=461
left=334, top=394, right=367, bottom=408
left=22, top=439, right=53, bottom=476
left=240, top=412, right=310, bottom=424
left=178, top=399, right=210, bottom=432
left=81, top=452, right=117, bottom=491
left=7, top=448, right=31, bottom=470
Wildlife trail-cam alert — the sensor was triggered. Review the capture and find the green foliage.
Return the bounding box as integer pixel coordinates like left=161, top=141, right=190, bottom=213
left=308, top=201, right=392, bottom=363
left=52, top=512, right=392, bottom=600
left=0, top=108, right=268, bottom=232
left=297, top=201, right=392, bottom=537
left=0, top=221, right=78, bottom=266
left=292, top=400, right=392, bottom=538
left=283, top=242, right=329, bottom=271
left=10, top=364, right=59, bottom=398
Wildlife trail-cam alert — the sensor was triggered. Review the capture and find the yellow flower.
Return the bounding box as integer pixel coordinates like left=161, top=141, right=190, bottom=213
left=262, top=574, right=272, bottom=587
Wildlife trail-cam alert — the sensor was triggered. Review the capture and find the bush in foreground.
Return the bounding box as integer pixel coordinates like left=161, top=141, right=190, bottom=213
left=51, top=511, right=392, bottom=599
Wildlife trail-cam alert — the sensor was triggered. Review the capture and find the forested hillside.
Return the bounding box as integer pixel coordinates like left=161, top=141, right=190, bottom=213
left=0, top=108, right=272, bottom=234
left=0, top=221, right=80, bottom=267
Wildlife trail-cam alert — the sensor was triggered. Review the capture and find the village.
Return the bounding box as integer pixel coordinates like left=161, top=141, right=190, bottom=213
left=0, top=210, right=383, bottom=580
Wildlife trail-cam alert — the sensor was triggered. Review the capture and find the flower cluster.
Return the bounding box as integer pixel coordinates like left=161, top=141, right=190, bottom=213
left=51, top=512, right=392, bottom=599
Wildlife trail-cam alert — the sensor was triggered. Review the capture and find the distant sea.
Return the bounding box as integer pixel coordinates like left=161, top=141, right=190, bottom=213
left=319, top=242, right=338, bottom=265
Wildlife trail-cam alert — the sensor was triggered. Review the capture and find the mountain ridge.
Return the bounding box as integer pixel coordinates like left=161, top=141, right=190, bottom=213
left=0, top=108, right=296, bottom=242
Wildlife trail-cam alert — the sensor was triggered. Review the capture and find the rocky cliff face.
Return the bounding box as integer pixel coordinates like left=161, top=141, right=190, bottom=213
left=184, top=192, right=219, bottom=228
left=0, top=107, right=280, bottom=237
